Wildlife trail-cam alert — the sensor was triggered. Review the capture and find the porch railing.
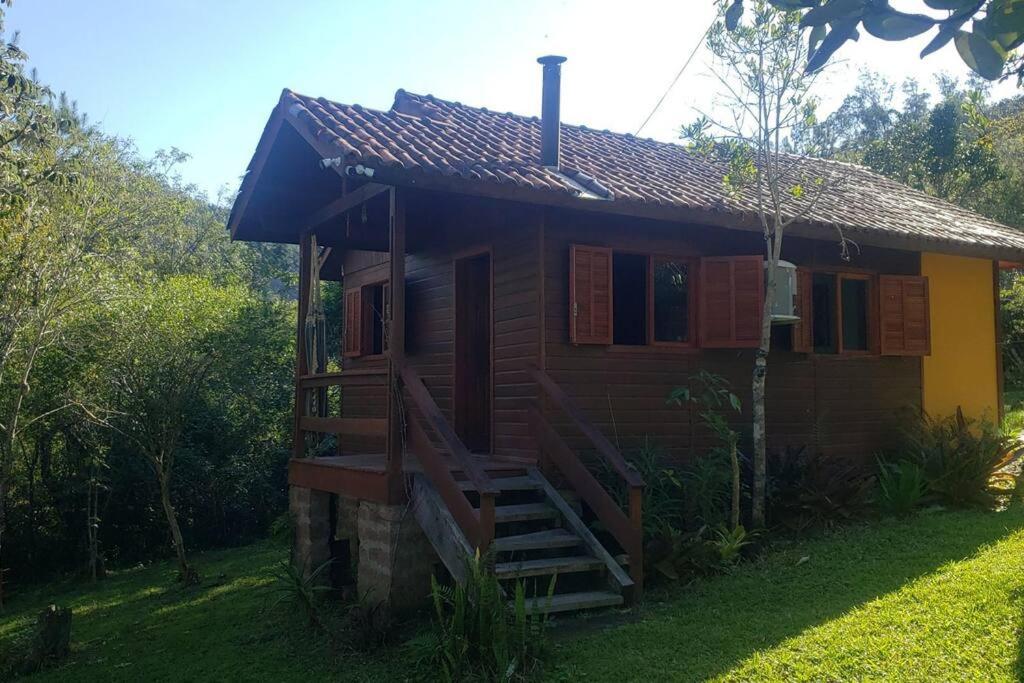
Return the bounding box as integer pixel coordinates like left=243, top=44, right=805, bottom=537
left=528, top=366, right=645, bottom=597
left=295, top=367, right=388, bottom=444
left=402, top=365, right=498, bottom=552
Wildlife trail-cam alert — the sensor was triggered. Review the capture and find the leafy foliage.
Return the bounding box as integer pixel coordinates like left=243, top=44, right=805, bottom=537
left=426, top=551, right=553, bottom=682
left=0, top=2, right=296, bottom=594
left=897, top=410, right=1013, bottom=508
left=668, top=370, right=744, bottom=529
left=876, top=458, right=928, bottom=515
left=767, top=446, right=875, bottom=530
left=646, top=523, right=757, bottom=581
left=725, top=0, right=1024, bottom=85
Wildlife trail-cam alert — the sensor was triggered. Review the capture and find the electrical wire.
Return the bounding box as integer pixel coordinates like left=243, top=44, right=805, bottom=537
left=635, top=19, right=716, bottom=136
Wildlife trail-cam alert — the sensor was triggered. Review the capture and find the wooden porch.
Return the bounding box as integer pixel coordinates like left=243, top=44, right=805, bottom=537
left=288, top=182, right=646, bottom=605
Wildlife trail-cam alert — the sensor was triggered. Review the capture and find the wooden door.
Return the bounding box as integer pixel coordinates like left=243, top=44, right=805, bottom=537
left=454, top=252, right=492, bottom=453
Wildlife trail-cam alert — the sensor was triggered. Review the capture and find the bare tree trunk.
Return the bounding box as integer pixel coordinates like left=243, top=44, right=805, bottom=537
left=87, top=472, right=99, bottom=582
left=0, top=478, right=6, bottom=609
left=730, top=439, right=741, bottom=530
left=751, top=230, right=782, bottom=529
left=157, top=467, right=196, bottom=584
left=751, top=351, right=768, bottom=528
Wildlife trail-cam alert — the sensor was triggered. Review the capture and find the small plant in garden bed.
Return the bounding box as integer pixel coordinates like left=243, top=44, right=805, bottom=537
left=890, top=409, right=1018, bottom=509
left=423, top=551, right=554, bottom=682
left=876, top=458, right=927, bottom=516
left=767, top=446, right=875, bottom=532
left=646, top=523, right=758, bottom=582
left=268, top=559, right=393, bottom=653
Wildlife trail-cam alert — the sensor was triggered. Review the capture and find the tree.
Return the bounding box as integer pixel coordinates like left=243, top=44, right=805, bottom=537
left=684, top=1, right=848, bottom=527
left=724, top=0, right=1024, bottom=85
left=102, top=277, right=255, bottom=583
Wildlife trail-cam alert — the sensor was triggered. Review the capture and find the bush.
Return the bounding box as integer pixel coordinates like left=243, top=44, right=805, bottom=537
left=876, top=459, right=927, bottom=516
left=767, top=446, right=874, bottom=531
left=682, top=448, right=733, bottom=529
left=427, top=552, right=553, bottom=682
left=899, top=410, right=1013, bottom=508
left=647, top=523, right=756, bottom=581
left=617, top=438, right=686, bottom=537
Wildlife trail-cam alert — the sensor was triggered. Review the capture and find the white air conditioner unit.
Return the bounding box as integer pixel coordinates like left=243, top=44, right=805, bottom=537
left=765, top=260, right=800, bottom=324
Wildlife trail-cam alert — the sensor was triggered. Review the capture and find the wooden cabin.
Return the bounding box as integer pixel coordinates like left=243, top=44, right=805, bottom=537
left=228, top=57, right=1024, bottom=614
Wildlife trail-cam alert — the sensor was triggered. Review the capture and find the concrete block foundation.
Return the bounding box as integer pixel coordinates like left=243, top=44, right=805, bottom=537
left=289, top=485, right=437, bottom=613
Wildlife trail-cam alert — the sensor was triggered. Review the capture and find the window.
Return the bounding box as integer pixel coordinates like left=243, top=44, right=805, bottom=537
left=801, top=271, right=874, bottom=355
left=812, top=273, right=837, bottom=353
left=363, top=282, right=389, bottom=356
left=652, top=259, right=691, bottom=344
left=840, top=276, right=869, bottom=352
left=612, top=253, right=647, bottom=345
left=571, top=245, right=697, bottom=348
left=343, top=281, right=389, bottom=358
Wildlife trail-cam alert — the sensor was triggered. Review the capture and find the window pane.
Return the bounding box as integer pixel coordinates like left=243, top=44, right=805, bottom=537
left=841, top=278, right=869, bottom=351
left=368, top=284, right=385, bottom=355
left=613, top=253, right=647, bottom=345
left=812, top=273, right=837, bottom=354
left=653, top=260, right=689, bottom=343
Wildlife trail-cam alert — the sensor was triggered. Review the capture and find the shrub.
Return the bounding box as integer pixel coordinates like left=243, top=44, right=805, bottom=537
left=876, top=458, right=927, bottom=516
left=900, top=410, right=1013, bottom=508
left=647, top=523, right=757, bottom=581
left=682, top=448, right=733, bottom=529
left=767, top=446, right=874, bottom=531
left=711, top=524, right=755, bottom=565
left=427, top=552, right=553, bottom=682
left=620, top=438, right=687, bottom=537
left=647, top=524, right=722, bottom=581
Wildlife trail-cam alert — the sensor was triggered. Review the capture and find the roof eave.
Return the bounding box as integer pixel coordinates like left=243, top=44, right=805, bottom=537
left=348, top=162, right=1024, bottom=262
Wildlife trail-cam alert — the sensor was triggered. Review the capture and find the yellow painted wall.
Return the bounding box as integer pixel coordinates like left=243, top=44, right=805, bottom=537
left=921, top=252, right=998, bottom=421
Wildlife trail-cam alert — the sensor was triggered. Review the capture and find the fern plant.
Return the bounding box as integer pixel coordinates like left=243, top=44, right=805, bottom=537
left=876, top=458, right=927, bottom=516
left=268, top=558, right=333, bottom=629
left=429, top=550, right=554, bottom=682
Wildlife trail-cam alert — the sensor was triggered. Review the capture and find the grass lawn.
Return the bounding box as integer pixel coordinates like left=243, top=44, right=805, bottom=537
left=4, top=507, right=1024, bottom=681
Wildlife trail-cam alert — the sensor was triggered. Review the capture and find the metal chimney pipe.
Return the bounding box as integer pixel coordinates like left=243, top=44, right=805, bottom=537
left=537, top=55, right=567, bottom=169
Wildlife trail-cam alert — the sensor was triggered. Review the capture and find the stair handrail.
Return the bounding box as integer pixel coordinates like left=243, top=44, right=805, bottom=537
left=530, top=367, right=644, bottom=488
left=529, top=366, right=645, bottom=598
left=401, top=365, right=498, bottom=551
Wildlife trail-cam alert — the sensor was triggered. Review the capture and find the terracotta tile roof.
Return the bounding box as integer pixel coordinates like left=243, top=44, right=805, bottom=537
left=280, top=88, right=1024, bottom=256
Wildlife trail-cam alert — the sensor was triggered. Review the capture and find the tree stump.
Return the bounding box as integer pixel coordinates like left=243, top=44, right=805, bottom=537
left=21, top=605, right=72, bottom=674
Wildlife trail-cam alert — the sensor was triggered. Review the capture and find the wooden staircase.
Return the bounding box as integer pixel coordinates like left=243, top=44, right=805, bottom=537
left=402, top=364, right=644, bottom=616
left=415, top=467, right=632, bottom=614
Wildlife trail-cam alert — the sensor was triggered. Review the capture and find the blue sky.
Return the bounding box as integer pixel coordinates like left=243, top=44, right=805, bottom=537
left=12, top=1, right=1017, bottom=201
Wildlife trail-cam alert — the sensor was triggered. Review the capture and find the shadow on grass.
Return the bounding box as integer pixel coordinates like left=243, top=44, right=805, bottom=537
left=1012, top=585, right=1024, bottom=682
left=557, top=508, right=1024, bottom=681
left=0, top=542, right=289, bottom=679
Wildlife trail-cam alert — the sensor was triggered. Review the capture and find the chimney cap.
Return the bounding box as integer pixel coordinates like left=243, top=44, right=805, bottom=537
left=537, top=55, right=567, bottom=66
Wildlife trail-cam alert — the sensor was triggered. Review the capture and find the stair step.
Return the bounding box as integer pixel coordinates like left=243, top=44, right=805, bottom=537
left=492, top=503, right=557, bottom=523
left=493, top=529, right=581, bottom=553
left=520, top=590, right=624, bottom=614
left=459, top=475, right=540, bottom=492
left=496, top=555, right=604, bottom=579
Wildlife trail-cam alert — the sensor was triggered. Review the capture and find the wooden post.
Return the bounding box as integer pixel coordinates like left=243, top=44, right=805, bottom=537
left=628, top=485, right=644, bottom=599
left=293, top=232, right=313, bottom=460
left=478, top=492, right=495, bottom=554
left=994, top=260, right=1005, bottom=423
left=386, top=188, right=407, bottom=486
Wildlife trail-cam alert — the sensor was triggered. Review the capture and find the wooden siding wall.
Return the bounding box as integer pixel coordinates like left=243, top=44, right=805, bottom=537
left=339, top=193, right=542, bottom=459
left=542, top=208, right=922, bottom=464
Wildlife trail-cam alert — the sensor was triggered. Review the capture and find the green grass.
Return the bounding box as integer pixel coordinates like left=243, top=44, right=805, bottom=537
left=553, top=507, right=1024, bottom=682
left=4, top=508, right=1024, bottom=681
left=0, top=542, right=404, bottom=682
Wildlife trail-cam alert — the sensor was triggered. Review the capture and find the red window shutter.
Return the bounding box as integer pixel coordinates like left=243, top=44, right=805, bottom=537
left=880, top=275, right=931, bottom=356
left=699, top=256, right=764, bottom=348
left=570, top=245, right=613, bottom=345
left=792, top=268, right=813, bottom=353
left=343, top=288, right=363, bottom=358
